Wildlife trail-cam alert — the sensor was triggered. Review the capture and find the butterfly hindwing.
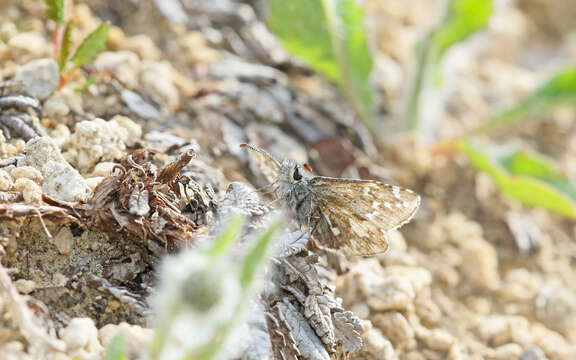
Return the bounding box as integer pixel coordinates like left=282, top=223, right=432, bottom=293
left=309, top=177, right=421, bottom=255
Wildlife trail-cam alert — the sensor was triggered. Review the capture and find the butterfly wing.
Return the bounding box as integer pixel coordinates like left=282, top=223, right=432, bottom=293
left=309, top=177, right=420, bottom=255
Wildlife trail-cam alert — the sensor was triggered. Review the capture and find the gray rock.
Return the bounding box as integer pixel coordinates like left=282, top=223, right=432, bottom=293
left=42, top=161, right=90, bottom=202
left=19, top=137, right=90, bottom=202
left=13, top=58, right=60, bottom=100
left=18, top=137, right=66, bottom=169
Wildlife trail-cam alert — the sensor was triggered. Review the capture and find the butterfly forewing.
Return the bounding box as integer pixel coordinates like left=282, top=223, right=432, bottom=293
left=310, top=177, right=421, bottom=255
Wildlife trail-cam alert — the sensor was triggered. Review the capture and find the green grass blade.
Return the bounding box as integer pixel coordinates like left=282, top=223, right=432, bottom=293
left=472, top=66, right=576, bottom=133
left=432, top=0, right=493, bottom=70
left=239, top=221, right=282, bottom=289
left=58, top=20, right=74, bottom=72
left=45, top=0, right=65, bottom=24
left=204, top=215, right=244, bottom=257
left=268, top=0, right=374, bottom=129
left=457, top=140, right=576, bottom=217
left=406, top=0, right=493, bottom=133
left=71, top=22, right=109, bottom=67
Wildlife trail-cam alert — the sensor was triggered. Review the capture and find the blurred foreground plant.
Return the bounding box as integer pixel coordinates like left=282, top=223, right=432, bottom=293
left=44, top=0, right=109, bottom=89
left=149, top=215, right=282, bottom=360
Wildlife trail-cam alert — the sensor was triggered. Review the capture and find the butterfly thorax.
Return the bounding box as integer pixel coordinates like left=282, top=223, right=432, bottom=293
left=276, top=160, right=317, bottom=225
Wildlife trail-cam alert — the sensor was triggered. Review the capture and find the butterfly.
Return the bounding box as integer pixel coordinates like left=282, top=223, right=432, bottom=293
left=241, top=144, right=420, bottom=255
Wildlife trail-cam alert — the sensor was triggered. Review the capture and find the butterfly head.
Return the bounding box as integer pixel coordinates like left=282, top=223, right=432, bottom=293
left=279, top=159, right=311, bottom=184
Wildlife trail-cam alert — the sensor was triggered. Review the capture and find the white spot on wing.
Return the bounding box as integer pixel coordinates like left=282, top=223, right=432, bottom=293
left=331, top=227, right=341, bottom=236
left=392, top=186, right=401, bottom=199
left=350, top=219, right=369, bottom=238
left=384, top=202, right=392, bottom=209
left=366, top=211, right=380, bottom=220
left=372, top=201, right=380, bottom=209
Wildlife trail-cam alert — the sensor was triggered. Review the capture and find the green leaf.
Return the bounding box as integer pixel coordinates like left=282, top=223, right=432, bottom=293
left=103, top=335, right=127, bottom=360
left=58, top=20, right=74, bottom=72
left=267, top=0, right=374, bottom=129
left=457, top=140, right=576, bottom=217
left=71, top=22, right=109, bottom=67
left=239, top=221, right=282, bottom=289
left=406, top=0, right=493, bottom=132
left=45, top=0, right=65, bottom=24
left=473, top=67, right=576, bottom=133
left=432, top=0, right=493, bottom=68
left=204, top=215, right=244, bottom=257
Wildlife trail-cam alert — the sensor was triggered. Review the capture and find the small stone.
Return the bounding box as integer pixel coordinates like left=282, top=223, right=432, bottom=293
left=476, top=315, right=532, bottom=347
left=417, top=327, right=455, bottom=352
left=66, top=118, right=128, bottom=171
left=444, top=213, right=484, bottom=245
left=43, top=93, right=71, bottom=118
left=124, top=34, right=161, bottom=60
left=43, top=88, right=83, bottom=119
left=367, top=276, right=415, bottom=312
left=110, top=115, right=142, bottom=146
left=520, top=346, right=549, bottom=360
left=60, top=318, right=102, bottom=353
left=10, top=166, right=43, bottom=183
left=535, top=285, right=576, bottom=334
left=415, top=295, right=441, bottom=327
left=14, top=279, right=36, bottom=294
left=50, top=124, right=72, bottom=148
left=491, top=343, right=523, bottom=360
left=0, top=170, right=13, bottom=191
left=54, top=227, right=74, bottom=255
left=13, top=58, right=59, bottom=99
left=382, top=266, right=432, bottom=294
left=12, top=178, right=42, bottom=204
left=362, top=328, right=396, bottom=359
left=92, top=162, right=117, bottom=177
left=449, top=343, right=466, bottom=360
left=19, top=137, right=66, bottom=170
left=107, top=25, right=126, bottom=49
left=99, top=322, right=154, bottom=359
left=140, top=60, right=180, bottom=112
left=178, top=31, right=220, bottom=65
left=42, top=161, right=90, bottom=202
left=498, top=269, right=539, bottom=302
left=350, top=303, right=370, bottom=320
left=460, top=239, right=500, bottom=291
left=8, top=32, right=48, bottom=60
left=93, top=51, right=140, bottom=88
left=373, top=312, right=414, bottom=347
left=53, top=273, right=68, bottom=287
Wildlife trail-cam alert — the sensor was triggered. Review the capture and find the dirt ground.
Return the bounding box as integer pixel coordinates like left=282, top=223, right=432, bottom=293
left=0, top=0, right=575, bottom=359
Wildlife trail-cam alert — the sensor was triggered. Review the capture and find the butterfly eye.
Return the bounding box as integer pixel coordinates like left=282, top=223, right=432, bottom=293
left=293, top=166, right=302, bottom=181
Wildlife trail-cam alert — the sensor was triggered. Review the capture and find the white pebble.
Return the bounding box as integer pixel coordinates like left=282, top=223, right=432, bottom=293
left=54, top=227, right=74, bottom=255
left=60, top=318, right=102, bottom=353
left=15, top=279, right=36, bottom=294
left=0, top=170, right=13, bottom=191
left=11, top=166, right=43, bottom=183
left=12, top=178, right=42, bottom=204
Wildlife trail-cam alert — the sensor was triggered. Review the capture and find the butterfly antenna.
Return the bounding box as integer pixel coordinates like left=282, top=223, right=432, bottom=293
left=240, top=143, right=282, bottom=167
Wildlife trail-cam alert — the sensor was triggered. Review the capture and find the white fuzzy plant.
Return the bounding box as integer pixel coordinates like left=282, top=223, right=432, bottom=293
left=149, top=215, right=282, bottom=360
